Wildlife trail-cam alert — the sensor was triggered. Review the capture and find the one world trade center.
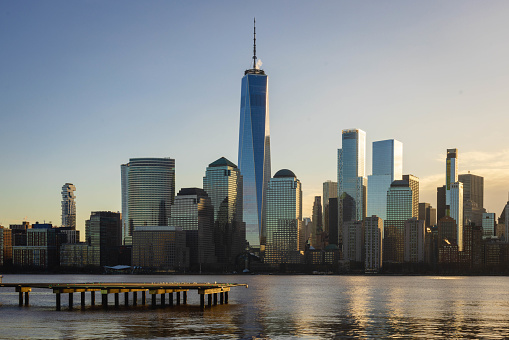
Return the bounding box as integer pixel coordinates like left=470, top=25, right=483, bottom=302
left=238, top=19, right=271, bottom=251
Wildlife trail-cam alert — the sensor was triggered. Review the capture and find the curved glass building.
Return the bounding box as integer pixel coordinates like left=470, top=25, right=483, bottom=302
left=238, top=22, right=271, bottom=249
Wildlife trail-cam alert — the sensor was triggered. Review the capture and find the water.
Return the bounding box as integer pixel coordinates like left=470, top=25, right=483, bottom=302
left=1, top=274, right=509, bottom=339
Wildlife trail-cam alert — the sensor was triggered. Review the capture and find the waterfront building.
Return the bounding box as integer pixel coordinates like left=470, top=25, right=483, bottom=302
left=482, top=212, right=496, bottom=238
left=338, top=128, right=367, bottom=245
left=328, top=197, right=339, bottom=246
left=384, top=180, right=413, bottom=263
left=237, top=21, right=271, bottom=250
left=264, top=169, right=302, bottom=265
left=85, top=211, right=122, bottom=267
left=342, top=220, right=364, bottom=262
left=459, top=173, right=484, bottom=226
left=419, top=203, right=437, bottom=228
left=0, top=226, right=12, bottom=266
left=404, top=218, right=426, bottom=263
left=445, top=148, right=458, bottom=216
left=169, top=188, right=216, bottom=267
left=121, top=157, right=175, bottom=245
left=9, top=221, right=31, bottom=247
left=364, top=216, right=383, bottom=273
left=203, top=157, right=245, bottom=265
left=61, top=183, right=76, bottom=229
left=132, top=226, right=189, bottom=270
left=13, top=223, right=64, bottom=268
left=323, top=181, right=338, bottom=234
left=402, top=174, right=419, bottom=218
left=59, top=228, right=80, bottom=244
left=311, top=196, right=323, bottom=248
left=367, top=139, right=403, bottom=221
left=450, top=182, right=464, bottom=251
left=60, top=243, right=94, bottom=268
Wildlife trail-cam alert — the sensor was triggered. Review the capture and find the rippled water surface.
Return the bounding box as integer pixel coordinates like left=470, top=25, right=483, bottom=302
left=1, top=274, right=509, bottom=339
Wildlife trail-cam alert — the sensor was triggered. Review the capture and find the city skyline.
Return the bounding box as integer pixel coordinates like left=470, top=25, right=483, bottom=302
left=1, top=2, right=509, bottom=238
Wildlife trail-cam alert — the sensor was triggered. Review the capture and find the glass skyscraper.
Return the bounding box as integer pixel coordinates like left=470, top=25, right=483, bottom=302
left=238, top=24, right=270, bottom=250
left=121, top=158, right=175, bottom=245
left=367, top=139, right=403, bottom=221
left=337, top=129, right=366, bottom=245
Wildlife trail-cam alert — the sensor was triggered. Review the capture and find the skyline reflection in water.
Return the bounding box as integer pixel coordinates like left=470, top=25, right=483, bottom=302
left=1, top=274, right=509, bottom=339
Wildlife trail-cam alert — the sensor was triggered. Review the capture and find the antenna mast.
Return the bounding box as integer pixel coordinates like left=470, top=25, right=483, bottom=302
left=253, top=17, right=257, bottom=69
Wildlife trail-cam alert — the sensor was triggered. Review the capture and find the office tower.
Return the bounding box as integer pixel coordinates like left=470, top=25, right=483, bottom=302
left=450, top=182, right=464, bottom=251
left=404, top=218, right=425, bottom=263
left=132, top=226, right=189, bottom=270
left=437, top=185, right=446, bottom=221
left=338, top=129, right=367, bottom=245
left=367, top=139, right=403, bottom=221
left=384, top=180, right=413, bottom=263
left=402, top=174, right=419, bottom=217
left=445, top=148, right=458, bottom=216
left=328, top=197, right=339, bottom=246
left=365, top=216, right=383, bottom=273
left=203, top=157, right=245, bottom=265
left=238, top=21, right=271, bottom=250
left=419, top=203, right=437, bottom=228
left=342, top=220, right=364, bottom=262
left=169, top=188, right=216, bottom=267
left=86, top=211, right=122, bottom=266
left=311, top=196, right=323, bottom=248
left=61, top=183, right=76, bottom=229
left=459, top=173, right=484, bottom=226
left=121, top=157, right=175, bottom=245
left=482, top=212, right=496, bottom=237
left=438, top=216, right=457, bottom=246
left=323, top=181, right=338, bottom=234
left=302, top=217, right=312, bottom=246
left=264, top=169, right=302, bottom=264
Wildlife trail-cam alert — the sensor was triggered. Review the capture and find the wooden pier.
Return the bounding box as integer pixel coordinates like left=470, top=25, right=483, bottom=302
left=0, top=282, right=248, bottom=310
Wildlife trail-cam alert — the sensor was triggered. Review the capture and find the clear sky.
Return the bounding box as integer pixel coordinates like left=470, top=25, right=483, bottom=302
left=1, top=1, right=508, bottom=238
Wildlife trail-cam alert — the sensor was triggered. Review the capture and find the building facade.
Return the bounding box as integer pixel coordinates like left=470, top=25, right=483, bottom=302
left=364, top=216, right=383, bottom=273
left=450, top=181, right=464, bottom=251
left=323, top=181, right=338, bottom=234
left=404, top=218, right=426, bottom=263
left=121, top=158, right=175, bottom=245
left=459, top=173, right=484, bottom=227
left=445, top=148, right=458, bottom=216
left=61, top=183, right=76, bottom=229
left=86, top=211, right=122, bottom=267
left=264, top=169, right=302, bottom=265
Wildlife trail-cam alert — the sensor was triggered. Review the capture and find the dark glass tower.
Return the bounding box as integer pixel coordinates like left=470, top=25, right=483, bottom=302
left=238, top=19, right=271, bottom=249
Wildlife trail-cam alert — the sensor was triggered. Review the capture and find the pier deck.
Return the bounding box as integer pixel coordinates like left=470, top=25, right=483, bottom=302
left=0, top=282, right=248, bottom=310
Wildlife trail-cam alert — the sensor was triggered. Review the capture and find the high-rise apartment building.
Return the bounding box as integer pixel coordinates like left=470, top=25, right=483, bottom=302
left=459, top=173, right=484, bottom=226
left=238, top=21, right=271, bottom=250
left=338, top=129, right=367, bottom=244
left=264, top=169, right=302, bottom=264
left=445, top=148, right=458, bottom=216
left=86, top=211, right=122, bottom=267
left=367, top=139, right=403, bottom=221
left=311, top=196, right=323, bottom=248
left=364, top=216, right=383, bottom=273
left=450, top=181, right=464, bottom=251
left=384, top=180, right=413, bottom=263
left=0, top=226, right=12, bottom=266
left=203, top=157, right=245, bottom=265
left=402, top=174, right=419, bottom=218
left=121, top=158, right=175, bottom=245
left=323, top=181, right=338, bottom=234
left=169, top=188, right=216, bottom=267
left=342, top=220, right=364, bottom=262
left=404, top=218, right=426, bottom=263
left=61, top=183, right=76, bottom=229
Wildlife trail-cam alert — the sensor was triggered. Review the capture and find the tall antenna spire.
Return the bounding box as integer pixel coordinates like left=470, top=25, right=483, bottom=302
left=253, top=17, right=257, bottom=69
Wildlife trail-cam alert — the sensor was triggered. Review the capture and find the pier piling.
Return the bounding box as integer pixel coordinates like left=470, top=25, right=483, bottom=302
left=81, top=292, right=86, bottom=308
left=69, top=293, right=73, bottom=310
left=124, top=292, right=129, bottom=307
left=56, top=292, right=61, bottom=311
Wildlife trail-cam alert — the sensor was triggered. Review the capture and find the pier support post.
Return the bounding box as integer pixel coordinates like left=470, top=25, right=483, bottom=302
left=81, top=292, right=86, bottom=308
left=208, top=294, right=212, bottom=307
left=102, top=293, right=108, bottom=309
left=56, top=293, right=61, bottom=311
left=169, top=293, right=173, bottom=306
left=25, top=292, right=29, bottom=306
left=200, top=294, right=205, bottom=309
left=124, top=292, right=129, bottom=307
left=69, top=293, right=73, bottom=310
left=161, top=293, right=165, bottom=307
left=91, top=291, right=95, bottom=306
left=114, top=293, right=119, bottom=307
left=142, top=291, right=146, bottom=305
left=176, top=292, right=180, bottom=305
left=213, top=293, right=217, bottom=305
left=151, top=294, right=156, bottom=308
left=183, top=291, right=187, bottom=304
left=220, top=292, right=224, bottom=304
left=18, top=292, right=23, bottom=307
left=225, top=291, right=228, bottom=304
left=133, top=292, right=137, bottom=306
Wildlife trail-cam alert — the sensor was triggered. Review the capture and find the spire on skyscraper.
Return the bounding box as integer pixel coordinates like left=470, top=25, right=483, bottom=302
left=253, top=17, right=257, bottom=69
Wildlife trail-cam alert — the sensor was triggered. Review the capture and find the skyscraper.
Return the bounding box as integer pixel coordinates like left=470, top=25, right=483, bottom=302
left=367, top=139, right=403, bottom=221
left=323, top=181, right=338, bottom=234
left=364, top=216, right=383, bottom=273
left=450, top=181, right=464, bottom=251
left=338, top=129, right=367, bottom=244
left=121, top=158, right=175, bottom=245
left=311, top=196, right=323, bottom=248
left=265, top=169, right=302, bottom=264
left=203, top=157, right=245, bottom=265
left=403, top=174, right=419, bottom=218
left=61, top=183, right=76, bottom=229
left=238, top=20, right=271, bottom=250
left=445, top=148, right=458, bottom=216
left=85, top=211, right=122, bottom=267
left=458, top=173, right=484, bottom=226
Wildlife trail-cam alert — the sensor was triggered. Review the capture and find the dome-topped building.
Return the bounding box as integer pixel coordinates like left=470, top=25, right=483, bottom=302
left=274, top=169, right=296, bottom=178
